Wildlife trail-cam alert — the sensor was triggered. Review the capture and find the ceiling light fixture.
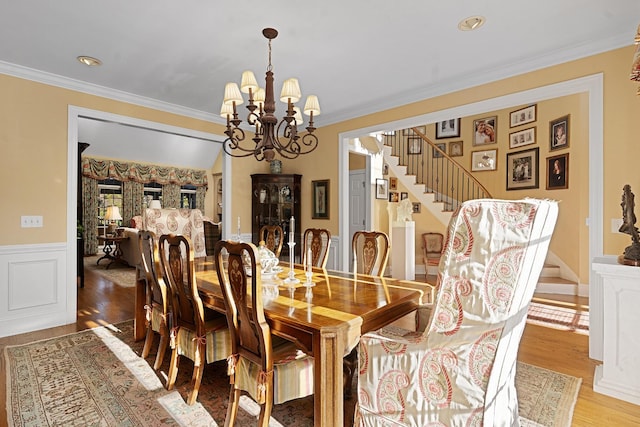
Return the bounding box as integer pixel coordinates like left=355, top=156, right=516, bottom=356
left=77, top=55, right=102, bottom=67
left=458, top=16, right=486, bottom=31
left=220, top=28, right=320, bottom=161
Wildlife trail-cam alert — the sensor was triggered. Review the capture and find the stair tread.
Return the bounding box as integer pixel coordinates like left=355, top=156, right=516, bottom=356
left=537, top=276, right=576, bottom=285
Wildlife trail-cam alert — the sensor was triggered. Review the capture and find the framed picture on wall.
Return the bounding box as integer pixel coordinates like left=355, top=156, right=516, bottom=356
left=433, top=143, right=446, bottom=158
left=400, top=192, right=408, bottom=200
left=546, top=153, right=569, bottom=190
left=407, top=137, right=422, bottom=155
left=435, top=118, right=461, bottom=139
left=389, top=177, right=398, bottom=190
left=471, top=149, right=498, bottom=172
left=509, top=105, right=537, bottom=127
left=311, top=179, right=330, bottom=219
left=412, top=202, right=422, bottom=213
left=509, top=127, right=536, bottom=149
left=472, top=116, right=497, bottom=146
left=550, top=115, right=570, bottom=151
left=389, top=191, right=399, bottom=202
left=449, top=141, right=463, bottom=157
left=375, top=178, right=388, bottom=200
left=506, top=147, right=539, bottom=190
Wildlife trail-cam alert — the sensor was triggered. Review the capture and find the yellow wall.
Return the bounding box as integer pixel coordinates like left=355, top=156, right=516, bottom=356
left=0, top=73, right=226, bottom=245
left=2, top=45, right=640, bottom=286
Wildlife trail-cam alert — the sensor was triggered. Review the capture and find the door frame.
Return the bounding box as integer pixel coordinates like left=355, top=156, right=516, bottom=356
left=66, top=106, right=230, bottom=318
left=338, top=74, right=604, bottom=276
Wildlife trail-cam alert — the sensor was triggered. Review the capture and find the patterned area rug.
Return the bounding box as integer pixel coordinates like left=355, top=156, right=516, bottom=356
left=526, top=302, right=589, bottom=335
left=83, top=254, right=137, bottom=287
left=5, top=321, right=581, bottom=427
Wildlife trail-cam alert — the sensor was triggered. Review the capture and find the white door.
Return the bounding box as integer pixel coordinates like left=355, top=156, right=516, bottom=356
left=349, top=169, right=367, bottom=263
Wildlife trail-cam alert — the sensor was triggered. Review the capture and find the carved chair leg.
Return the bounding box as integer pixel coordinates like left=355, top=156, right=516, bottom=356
left=343, top=347, right=358, bottom=399
left=153, top=332, right=169, bottom=370
left=141, top=327, right=154, bottom=359
left=166, top=348, right=180, bottom=390
left=224, top=388, right=241, bottom=427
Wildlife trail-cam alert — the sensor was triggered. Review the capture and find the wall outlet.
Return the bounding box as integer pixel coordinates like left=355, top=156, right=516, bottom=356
left=21, top=215, right=43, bottom=228
left=611, top=218, right=623, bottom=233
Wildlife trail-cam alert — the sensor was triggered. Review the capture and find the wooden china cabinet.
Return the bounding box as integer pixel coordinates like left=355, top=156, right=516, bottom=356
left=251, top=174, right=301, bottom=261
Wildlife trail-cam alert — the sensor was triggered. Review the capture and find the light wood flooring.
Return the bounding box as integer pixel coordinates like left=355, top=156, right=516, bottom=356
left=1, top=270, right=639, bottom=426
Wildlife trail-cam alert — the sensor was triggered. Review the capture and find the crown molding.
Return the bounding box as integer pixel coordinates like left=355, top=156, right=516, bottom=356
left=0, top=60, right=227, bottom=126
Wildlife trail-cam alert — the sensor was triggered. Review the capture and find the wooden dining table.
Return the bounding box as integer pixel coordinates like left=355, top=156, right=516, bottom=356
left=134, top=257, right=433, bottom=427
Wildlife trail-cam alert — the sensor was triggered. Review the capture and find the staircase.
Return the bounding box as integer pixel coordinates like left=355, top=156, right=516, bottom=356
left=379, top=127, right=579, bottom=296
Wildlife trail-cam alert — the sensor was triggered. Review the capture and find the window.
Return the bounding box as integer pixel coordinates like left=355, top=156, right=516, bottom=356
left=181, top=184, right=196, bottom=209
left=98, top=179, right=122, bottom=227
left=143, top=182, right=162, bottom=208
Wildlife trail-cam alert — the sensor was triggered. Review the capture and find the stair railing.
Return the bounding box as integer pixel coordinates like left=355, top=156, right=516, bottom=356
left=382, top=126, right=492, bottom=211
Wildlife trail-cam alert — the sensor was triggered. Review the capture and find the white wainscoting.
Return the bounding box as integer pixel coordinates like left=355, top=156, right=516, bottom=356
left=0, top=243, right=76, bottom=338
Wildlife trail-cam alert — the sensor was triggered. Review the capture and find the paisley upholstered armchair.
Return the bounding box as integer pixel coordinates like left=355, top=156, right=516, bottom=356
left=355, top=198, right=558, bottom=426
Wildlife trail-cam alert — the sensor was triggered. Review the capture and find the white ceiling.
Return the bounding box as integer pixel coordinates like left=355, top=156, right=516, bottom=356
left=2, top=1, right=639, bottom=169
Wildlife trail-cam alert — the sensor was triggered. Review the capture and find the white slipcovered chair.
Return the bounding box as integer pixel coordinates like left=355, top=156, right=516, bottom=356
left=355, top=198, right=558, bottom=426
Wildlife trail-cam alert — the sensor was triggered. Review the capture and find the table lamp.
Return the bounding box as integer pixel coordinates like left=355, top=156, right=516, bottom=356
left=149, top=199, right=162, bottom=209
left=104, top=205, right=122, bottom=236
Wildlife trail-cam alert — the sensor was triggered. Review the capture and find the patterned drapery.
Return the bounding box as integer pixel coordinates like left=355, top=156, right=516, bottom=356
left=81, top=157, right=208, bottom=187
left=162, top=183, right=181, bottom=208
left=82, top=176, right=99, bottom=255
left=195, top=186, right=207, bottom=212
left=123, top=181, right=144, bottom=226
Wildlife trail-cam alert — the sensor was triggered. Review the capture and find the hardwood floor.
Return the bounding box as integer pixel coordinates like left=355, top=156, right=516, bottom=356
left=1, top=272, right=639, bottom=426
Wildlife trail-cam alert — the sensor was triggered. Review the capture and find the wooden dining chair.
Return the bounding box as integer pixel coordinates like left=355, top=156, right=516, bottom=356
left=138, top=230, right=171, bottom=370
left=158, top=233, right=232, bottom=405
left=352, top=230, right=390, bottom=277
left=421, top=232, right=444, bottom=275
left=259, top=224, right=284, bottom=258
left=214, top=240, right=314, bottom=427
left=302, top=228, right=331, bottom=269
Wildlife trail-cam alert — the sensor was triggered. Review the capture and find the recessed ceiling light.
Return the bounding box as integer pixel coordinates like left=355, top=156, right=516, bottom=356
left=77, top=55, right=102, bottom=67
left=458, top=16, right=485, bottom=31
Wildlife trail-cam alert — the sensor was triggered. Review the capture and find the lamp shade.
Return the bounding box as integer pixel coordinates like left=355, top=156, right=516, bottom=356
left=254, top=87, right=266, bottom=108
left=240, top=71, right=259, bottom=94
left=220, top=102, right=234, bottom=118
left=223, top=82, right=243, bottom=106
left=292, top=106, right=304, bottom=127
left=303, top=95, right=321, bottom=116
left=149, top=200, right=162, bottom=209
left=280, top=78, right=301, bottom=103
left=105, top=206, right=122, bottom=221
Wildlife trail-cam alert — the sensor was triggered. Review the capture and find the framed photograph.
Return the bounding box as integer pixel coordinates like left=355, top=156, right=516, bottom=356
left=412, top=202, right=422, bottom=213
left=509, top=127, right=536, bottom=149
left=375, top=178, right=388, bottom=200
left=389, top=191, right=399, bottom=203
left=389, top=177, right=398, bottom=190
left=449, top=141, right=463, bottom=157
left=509, top=105, right=537, bottom=128
left=403, top=125, right=426, bottom=136
left=550, top=115, right=570, bottom=151
left=407, top=137, right=422, bottom=155
left=506, top=147, right=539, bottom=190
left=400, top=192, right=408, bottom=200
left=473, top=116, right=497, bottom=146
left=382, top=163, right=389, bottom=175
left=546, top=153, right=569, bottom=190
left=433, top=142, right=446, bottom=158
left=435, top=118, right=461, bottom=139
left=471, top=149, right=498, bottom=172
left=311, top=180, right=330, bottom=219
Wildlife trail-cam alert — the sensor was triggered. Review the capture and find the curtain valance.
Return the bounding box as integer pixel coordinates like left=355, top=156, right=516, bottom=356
left=81, top=157, right=208, bottom=187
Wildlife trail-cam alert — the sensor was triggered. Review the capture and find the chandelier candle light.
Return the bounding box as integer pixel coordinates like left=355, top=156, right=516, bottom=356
left=284, top=216, right=299, bottom=285
left=220, top=28, right=321, bottom=161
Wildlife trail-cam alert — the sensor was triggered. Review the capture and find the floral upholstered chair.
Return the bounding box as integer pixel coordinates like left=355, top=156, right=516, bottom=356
left=355, top=198, right=558, bottom=426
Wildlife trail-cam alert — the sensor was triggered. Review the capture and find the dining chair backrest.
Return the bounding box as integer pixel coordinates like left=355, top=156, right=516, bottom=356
left=138, top=229, right=172, bottom=369
left=259, top=225, right=284, bottom=258
left=352, top=230, right=390, bottom=277
left=139, top=230, right=169, bottom=313
left=158, top=234, right=203, bottom=336
left=302, top=228, right=331, bottom=269
left=214, top=240, right=270, bottom=369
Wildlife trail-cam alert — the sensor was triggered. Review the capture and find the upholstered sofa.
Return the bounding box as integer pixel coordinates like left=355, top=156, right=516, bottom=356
left=118, top=208, right=210, bottom=275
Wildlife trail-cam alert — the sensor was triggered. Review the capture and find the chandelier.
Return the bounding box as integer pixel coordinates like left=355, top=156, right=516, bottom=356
left=220, top=28, right=321, bottom=162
